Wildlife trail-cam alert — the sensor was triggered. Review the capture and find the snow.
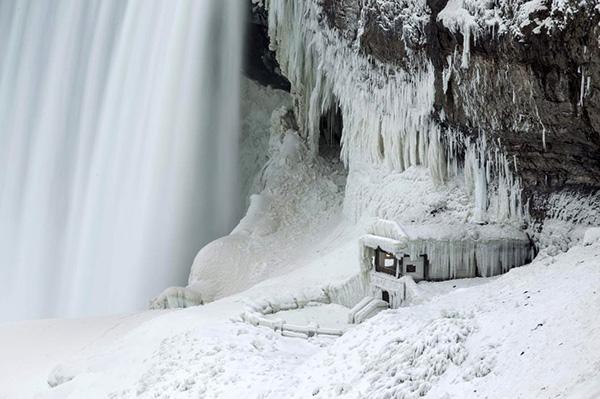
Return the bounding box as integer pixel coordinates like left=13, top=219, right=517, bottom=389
left=583, top=228, right=600, bottom=246
left=263, top=303, right=351, bottom=331
left=0, top=311, right=166, bottom=398
left=4, top=242, right=600, bottom=398
left=437, top=0, right=478, bottom=68
left=436, top=0, right=595, bottom=45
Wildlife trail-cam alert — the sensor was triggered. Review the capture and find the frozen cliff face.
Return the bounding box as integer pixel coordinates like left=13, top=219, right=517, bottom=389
left=254, top=0, right=527, bottom=225
left=433, top=0, right=600, bottom=197
left=252, top=0, right=599, bottom=225
left=240, top=78, right=293, bottom=209
left=317, top=0, right=600, bottom=217
left=244, top=1, right=291, bottom=91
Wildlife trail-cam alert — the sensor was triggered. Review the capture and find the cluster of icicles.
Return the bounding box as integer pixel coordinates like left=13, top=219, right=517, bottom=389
left=406, top=238, right=532, bottom=280
left=260, top=0, right=526, bottom=224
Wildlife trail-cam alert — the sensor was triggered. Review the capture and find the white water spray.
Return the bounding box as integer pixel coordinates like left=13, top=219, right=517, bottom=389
left=0, top=0, right=244, bottom=321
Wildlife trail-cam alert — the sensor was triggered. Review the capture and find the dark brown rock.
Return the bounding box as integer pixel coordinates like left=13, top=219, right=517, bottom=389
left=321, top=0, right=600, bottom=217
left=244, top=2, right=291, bottom=91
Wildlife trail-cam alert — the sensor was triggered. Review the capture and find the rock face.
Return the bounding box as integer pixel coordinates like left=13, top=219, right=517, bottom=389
left=248, top=0, right=600, bottom=221
left=320, top=0, right=600, bottom=209
left=433, top=2, right=600, bottom=194
left=244, top=2, right=291, bottom=91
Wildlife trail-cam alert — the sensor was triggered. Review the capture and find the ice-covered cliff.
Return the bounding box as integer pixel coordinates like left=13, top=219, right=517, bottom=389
left=251, top=0, right=600, bottom=224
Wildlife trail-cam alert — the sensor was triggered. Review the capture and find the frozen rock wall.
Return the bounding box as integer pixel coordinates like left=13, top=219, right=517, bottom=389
left=252, top=0, right=600, bottom=225
left=257, top=0, right=528, bottom=225
left=329, top=0, right=600, bottom=216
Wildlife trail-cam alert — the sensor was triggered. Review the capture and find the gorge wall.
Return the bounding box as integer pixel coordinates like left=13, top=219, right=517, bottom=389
left=248, top=0, right=600, bottom=223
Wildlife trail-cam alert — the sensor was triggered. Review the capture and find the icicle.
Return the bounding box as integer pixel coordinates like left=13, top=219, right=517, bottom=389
left=579, top=66, right=586, bottom=108
left=407, top=236, right=531, bottom=280
left=262, top=0, right=526, bottom=225
left=462, top=23, right=471, bottom=69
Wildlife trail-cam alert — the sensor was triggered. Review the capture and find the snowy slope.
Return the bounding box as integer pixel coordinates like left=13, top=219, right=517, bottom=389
left=0, top=311, right=166, bottom=399
left=284, top=244, right=600, bottom=399
left=3, top=237, right=599, bottom=398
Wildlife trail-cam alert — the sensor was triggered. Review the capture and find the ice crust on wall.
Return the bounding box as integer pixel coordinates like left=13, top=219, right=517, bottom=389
left=326, top=273, right=370, bottom=309
left=406, top=235, right=532, bottom=279
left=260, top=0, right=526, bottom=224
left=535, top=191, right=600, bottom=251
left=362, top=220, right=532, bottom=281
left=240, top=78, right=293, bottom=209
left=437, top=0, right=597, bottom=46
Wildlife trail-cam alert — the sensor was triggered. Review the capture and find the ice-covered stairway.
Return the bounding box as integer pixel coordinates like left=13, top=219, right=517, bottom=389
left=348, top=297, right=389, bottom=324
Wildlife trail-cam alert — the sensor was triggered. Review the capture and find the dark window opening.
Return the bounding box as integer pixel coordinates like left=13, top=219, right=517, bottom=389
left=375, top=248, right=400, bottom=277
left=406, top=264, right=417, bottom=273
left=319, top=102, right=343, bottom=160
left=381, top=290, right=390, bottom=304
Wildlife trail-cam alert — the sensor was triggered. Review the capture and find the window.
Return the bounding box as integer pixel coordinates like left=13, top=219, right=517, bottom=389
left=406, top=264, right=417, bottom=273
left=375, top=248, right=398, bottom=276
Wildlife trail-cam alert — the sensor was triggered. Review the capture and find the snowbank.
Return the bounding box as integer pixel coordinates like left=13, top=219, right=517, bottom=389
left=583, top=227, right=600, bottom=246
left=14, top=242, right=600, bottom=399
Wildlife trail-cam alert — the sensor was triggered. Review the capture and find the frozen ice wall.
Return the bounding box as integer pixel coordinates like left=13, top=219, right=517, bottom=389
left=0, top=0, right=244, bottom=321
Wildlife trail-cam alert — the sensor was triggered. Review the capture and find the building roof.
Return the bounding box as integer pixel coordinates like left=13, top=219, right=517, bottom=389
left=364, top=219, right=529, bottom=245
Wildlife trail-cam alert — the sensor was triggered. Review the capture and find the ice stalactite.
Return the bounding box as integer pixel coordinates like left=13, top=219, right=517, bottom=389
left=261, top=0, right=526, bottom=225
left=436, top=0, right=478, bottom=69
left=363, top=221, right=532, bottom=282
left=457, top=131, right=526, bottom=224
left=407, top=237, right=532, bottom=279
left=262, top=0, right=437, bottom=169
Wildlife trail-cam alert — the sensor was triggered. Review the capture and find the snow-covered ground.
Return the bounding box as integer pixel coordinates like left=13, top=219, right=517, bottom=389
left=0, top=311, right=167, bottom=399
left=263, top=303, right=352, bottom=332
left=2, top=239, right=600, bottom=398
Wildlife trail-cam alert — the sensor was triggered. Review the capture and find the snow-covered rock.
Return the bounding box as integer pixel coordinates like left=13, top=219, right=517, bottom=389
left=583, top=227, right=600, bottom=246
left=7, top=242, right=599, bottom=398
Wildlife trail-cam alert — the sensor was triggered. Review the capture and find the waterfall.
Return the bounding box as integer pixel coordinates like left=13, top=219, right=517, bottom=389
left=0, top=0, right=244, bottom=321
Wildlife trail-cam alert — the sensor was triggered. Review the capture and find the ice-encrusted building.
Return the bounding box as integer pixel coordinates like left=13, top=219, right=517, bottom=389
left=359, top=219, right=533, bottom=308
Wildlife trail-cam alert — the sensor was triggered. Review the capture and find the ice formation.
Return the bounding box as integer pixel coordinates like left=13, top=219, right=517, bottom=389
left=583, top=228, right=600, bottom=246
left=326, top=273, right=370, bottom=309
left=261, top=0, right=527, bottom=225
left=361, top=219, right=533, bottom=281
left=406, top=234, right=532, bottom=279
left=152, top=99, right=348, bottom=307
left=536, top=191, right=600, bottom=251
left=436, top=0, right=595, bottom=43
left=240, top=78, right=293, bottom=208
